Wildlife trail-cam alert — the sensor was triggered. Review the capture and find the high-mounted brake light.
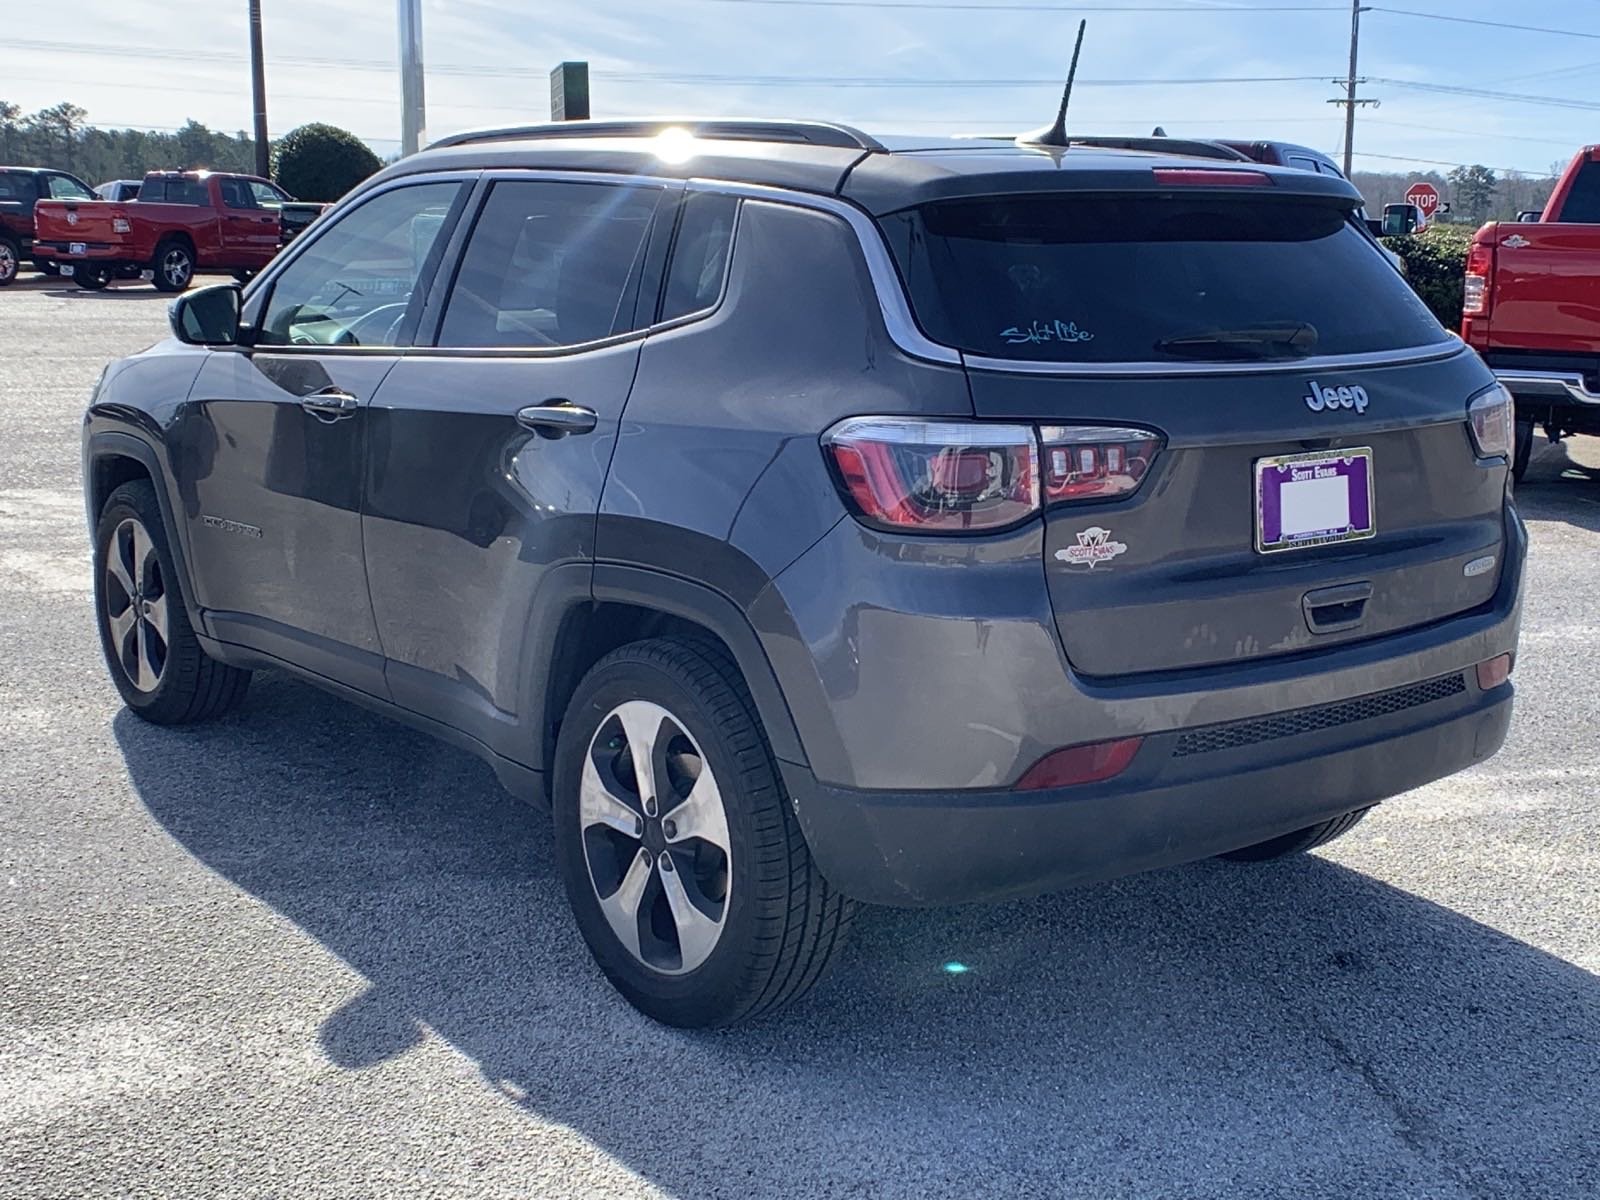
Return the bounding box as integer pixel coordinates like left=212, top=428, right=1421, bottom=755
left=1152, top=168, right=1273, bottom=188
left=822, top=418, right=1163, bottom=534
left=1463, top=241, right=1493, bottom=316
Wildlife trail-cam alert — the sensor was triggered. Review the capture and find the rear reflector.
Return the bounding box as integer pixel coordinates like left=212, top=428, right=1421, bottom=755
left=1015, top=737, right=1143, bottom=790
left=1152, top=168, right=1273, bottom=188
left=1476, top=654, right=1513, bottom=691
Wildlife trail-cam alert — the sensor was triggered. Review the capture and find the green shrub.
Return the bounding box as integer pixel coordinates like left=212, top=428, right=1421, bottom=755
left=1380, top=223, right=1474, bottom=331
left=272, top=123, right=382, bottom=203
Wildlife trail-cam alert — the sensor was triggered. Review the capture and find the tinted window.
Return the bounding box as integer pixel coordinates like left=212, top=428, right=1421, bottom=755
left=257, top=182, right=461, bottom=348
left=880, top=195, right=1447, bottom=363
left=219, top=178, right=253, bottom=209
left=438, top=180, right=661, bottom=349
left=1286, top=156, right=1321, bottom=174
left=0, top=172, right=34, bottom=202
left=140, top=179, right=165, bottom=203
left=46, top=175, right=93, bottom=200
left=1557, top=161, right=1600, bottom=223
left=660, top=193, right=738, bottom=322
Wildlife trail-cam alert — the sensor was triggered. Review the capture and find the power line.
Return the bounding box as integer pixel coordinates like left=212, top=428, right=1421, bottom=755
left=1370, top=78, right=1600, bottom=114
left=1370, top=8, right=1600, bottom=42
left=1351, top=149, right=1555, bottom=176
left=700, top=0, right=1343, bottom=8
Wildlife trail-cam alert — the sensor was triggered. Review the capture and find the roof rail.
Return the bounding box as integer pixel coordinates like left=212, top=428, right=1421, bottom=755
left=427, top=118, right=885, bottom=153
left=1067, top=136, right=1251, bottom=162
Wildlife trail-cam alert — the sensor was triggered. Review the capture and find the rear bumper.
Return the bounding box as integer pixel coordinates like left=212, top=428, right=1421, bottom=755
left=32, top=242, right=129, bottom=263
left=785, top=674, right=1513, bottom=907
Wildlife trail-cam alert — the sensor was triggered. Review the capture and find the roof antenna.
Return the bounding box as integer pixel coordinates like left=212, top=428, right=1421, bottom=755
left=1020, top=19, right=1087, bottom=149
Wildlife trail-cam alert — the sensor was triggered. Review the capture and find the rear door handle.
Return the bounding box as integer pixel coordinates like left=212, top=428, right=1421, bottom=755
left=300, top=387, right=360, bottom=421
left=516, top=401, right=598, bottom=437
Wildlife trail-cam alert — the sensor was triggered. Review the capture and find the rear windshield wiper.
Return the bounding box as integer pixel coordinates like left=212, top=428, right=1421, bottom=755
left=1154, top=323, right=1319, bottom=361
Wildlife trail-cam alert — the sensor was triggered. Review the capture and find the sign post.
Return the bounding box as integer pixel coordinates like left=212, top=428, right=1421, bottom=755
left=1404, top=182, right=1441, bottom=230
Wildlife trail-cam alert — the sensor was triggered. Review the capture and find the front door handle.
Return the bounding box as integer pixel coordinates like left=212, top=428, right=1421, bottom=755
left=300, top=387, right=360, bottom=421
left=516, top=400, right=598, bottom=437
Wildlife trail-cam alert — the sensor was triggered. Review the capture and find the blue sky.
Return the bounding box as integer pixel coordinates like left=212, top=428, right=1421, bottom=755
left=7, top=0, right=1595, bottom=177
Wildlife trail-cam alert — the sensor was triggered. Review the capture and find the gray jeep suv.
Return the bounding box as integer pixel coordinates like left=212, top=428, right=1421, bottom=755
left=83, top=120, right=1524, bottom=1027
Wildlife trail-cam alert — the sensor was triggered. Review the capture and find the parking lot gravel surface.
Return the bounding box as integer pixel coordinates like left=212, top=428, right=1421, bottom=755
left=2, top=278, right=1598, bottom=1199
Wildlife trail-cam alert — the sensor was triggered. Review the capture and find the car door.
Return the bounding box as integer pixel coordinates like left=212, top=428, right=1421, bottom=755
left=217, top=177, right=280, bottom=264
left=360, top=173, right=674, bottom=754
left=177, top=177, right=470, bottom=694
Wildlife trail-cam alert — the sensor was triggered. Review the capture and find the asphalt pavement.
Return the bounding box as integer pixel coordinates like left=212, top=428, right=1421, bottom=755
left=2, top=276, right=1598, bottom=1199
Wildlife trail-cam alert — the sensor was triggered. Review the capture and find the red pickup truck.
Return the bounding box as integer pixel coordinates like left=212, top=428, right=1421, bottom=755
left=32, top=171, right=295, bottom=292
left=1462, top=145, right=1600, bottom=479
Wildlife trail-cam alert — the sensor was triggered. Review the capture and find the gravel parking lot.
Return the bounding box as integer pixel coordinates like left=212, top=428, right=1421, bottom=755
left=2, top=277, right=1598, bottom=1199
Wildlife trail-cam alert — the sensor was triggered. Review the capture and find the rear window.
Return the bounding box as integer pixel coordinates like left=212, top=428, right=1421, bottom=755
left=879, top=195, right=1447, bottom=363
left=1556, top=161, right=1600, bottom=224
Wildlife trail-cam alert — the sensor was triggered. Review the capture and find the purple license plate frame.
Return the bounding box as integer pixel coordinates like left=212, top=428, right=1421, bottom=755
left=1254, top=447, right=1375, bottom=554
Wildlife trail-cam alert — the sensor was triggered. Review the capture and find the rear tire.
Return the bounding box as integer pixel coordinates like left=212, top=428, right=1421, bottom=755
left=1219, top=807, right=1371, bottom=862
left=93, top=481, right=251, bottom=724
left=152, top=238, right=195, bottom=292
left=73, top=265, right=111, bottom=290
left=1511, top=416, right=1535, bottom=482
left=553, top=637, right=854, bottom=1027
left=0, top=237, right=19, bottom=286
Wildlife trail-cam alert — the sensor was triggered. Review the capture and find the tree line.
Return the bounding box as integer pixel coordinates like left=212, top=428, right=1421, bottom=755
left=1, top=102, right=260, bottom=183
left=1350, top=166, right=1559, bottom=226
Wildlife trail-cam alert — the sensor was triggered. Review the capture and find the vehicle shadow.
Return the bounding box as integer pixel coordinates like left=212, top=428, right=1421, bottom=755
left=115, top=674, right=1600, bottom=1197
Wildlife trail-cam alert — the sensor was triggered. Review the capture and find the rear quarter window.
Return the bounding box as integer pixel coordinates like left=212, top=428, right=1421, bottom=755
left=1556, top=161, right=1600, bottom=223
left=879, top=194, right=1448, bottom=364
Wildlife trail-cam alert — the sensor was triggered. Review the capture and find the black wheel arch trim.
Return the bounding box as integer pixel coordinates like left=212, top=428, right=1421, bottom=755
left=83, top=429, right=205, bottom=634
left=589, top=563, right=809, bottom=769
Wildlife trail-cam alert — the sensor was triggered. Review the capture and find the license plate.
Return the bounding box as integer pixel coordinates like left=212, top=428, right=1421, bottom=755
left=1255, top=448, right=1375, bottom=554
left=68, top=242, right=86, bottom=255
left=59, top=264, right=74, bottom=277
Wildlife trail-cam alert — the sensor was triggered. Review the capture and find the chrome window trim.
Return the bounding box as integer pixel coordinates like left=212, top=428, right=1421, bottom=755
left=963, top=340, right=1469, bottom=377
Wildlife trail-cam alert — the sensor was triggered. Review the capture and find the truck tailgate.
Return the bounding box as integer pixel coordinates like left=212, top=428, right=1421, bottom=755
left=34, top=200, right=134, bottom=248
left=1481, top=223, right=1600, bottom=354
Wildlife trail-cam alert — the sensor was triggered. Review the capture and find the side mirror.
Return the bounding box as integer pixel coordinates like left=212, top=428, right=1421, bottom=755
left=1517, top=210, right=1543, bottom=223
left=170, top=283, right=242, bottom=346
left=1381, top=203, right=1419, bottom=238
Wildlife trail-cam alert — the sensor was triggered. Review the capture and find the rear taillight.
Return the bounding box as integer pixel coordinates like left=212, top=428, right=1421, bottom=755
left=822, top=418, right=1038, bottom=533
left=1015, top=737, right=1144, bottom=790
left=1040, top=426, right=1162, bottom=503
left=112, top=217, right=131, bottom=234
left=1463, top=241, right=1492, bottom=316
left=822, top=418, right=1162, bottom=534
left=1467, top=385, right=1514, bottom=459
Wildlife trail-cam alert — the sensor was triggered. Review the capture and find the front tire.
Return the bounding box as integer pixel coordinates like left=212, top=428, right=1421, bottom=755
left=1219, top=807, right=1371, bottom=862
left=152, top=239, right=195, bottom=292
left=93, top=481, right=250, bottom=723
left=0, top=237, right=19, bottom=286
left=553, top=638, right=854, bottom=1027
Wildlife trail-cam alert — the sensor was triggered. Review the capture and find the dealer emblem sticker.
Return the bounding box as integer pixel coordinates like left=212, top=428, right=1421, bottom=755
left=1056, top=526, right=1128, bottom=570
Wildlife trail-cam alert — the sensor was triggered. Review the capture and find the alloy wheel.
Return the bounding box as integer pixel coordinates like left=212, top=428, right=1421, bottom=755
left=103, top=516, right=169, bottom=693
left=580, top=700, right=733, bottom=975
left=0, top=243, right=17, bottom=284
left=162, top=248, right=191, bottom=289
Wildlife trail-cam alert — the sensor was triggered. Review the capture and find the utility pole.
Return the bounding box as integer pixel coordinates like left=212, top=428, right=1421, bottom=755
left=248, top=0, right=270, bottom=177
left=398, top=0, right=427, bottom=155
left=1330, top=0, right=1377, bottom=177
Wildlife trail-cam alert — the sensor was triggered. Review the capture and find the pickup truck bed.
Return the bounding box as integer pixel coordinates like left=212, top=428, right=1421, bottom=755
left=1463, top=145, right=1600, bottom=477
left=32, top=171, right=292, bottom=292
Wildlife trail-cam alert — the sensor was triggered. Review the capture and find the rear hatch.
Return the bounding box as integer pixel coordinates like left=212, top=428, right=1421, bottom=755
left=34, top=200, right=134, bottom=250
left=878, top=180, right=1508, bottom=677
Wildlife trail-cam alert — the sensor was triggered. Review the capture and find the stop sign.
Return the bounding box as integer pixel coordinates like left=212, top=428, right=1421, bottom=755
left=1405, top=182, right=1441, bottom=227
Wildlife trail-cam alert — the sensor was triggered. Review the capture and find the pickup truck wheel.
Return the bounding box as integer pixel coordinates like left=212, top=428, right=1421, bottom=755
left=152, top=240, right=195, bottom=292
left=73, top=266, right=111, bottom=290
left=553, top=638, right=854, bottom=1027
left=1218, top=807, right=1371, bottom=862
left=94, top=481, right=250, bottom=724
left=0, top=238, right=20, bottom=286
left=1512, top=417, right=1535, bottom=483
